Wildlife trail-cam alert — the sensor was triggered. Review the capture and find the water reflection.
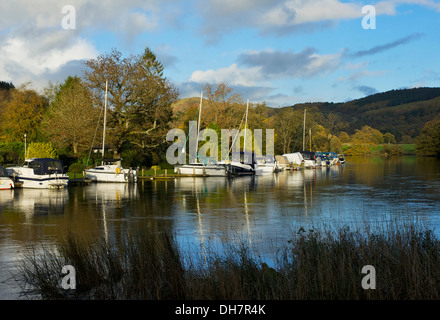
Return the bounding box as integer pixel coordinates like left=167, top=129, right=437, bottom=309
left=1, top=156, right=440, bottom=299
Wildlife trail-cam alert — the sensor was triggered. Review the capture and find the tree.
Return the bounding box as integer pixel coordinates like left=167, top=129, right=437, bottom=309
left=339, top=131, right=351, bottom=143
left=42, top=76, right=101, bottom=156
left=383, top=132, right=396, bottom=144
left=83, top=48, right=179, bottom=162
left=416, top=116, right=440, bottom=156
left=26, top=142, right=57, bottom=159
left=352, top=126, right=384, bottom=144
left=273, top=108, right=303, bottom=154
left=321, top=113, right=347, bottom=150
left=201, top=82, right=244, bottom=129
left=0, top=85, right=48, bottom=143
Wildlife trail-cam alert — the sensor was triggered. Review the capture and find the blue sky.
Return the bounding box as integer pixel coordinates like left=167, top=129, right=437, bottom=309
left=0, top=0, right=439, bottom=107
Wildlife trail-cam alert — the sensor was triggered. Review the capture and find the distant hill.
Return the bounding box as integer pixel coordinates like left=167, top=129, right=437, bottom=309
left=288, top=87, right=440, bottom=142
left=173, top=87, right=440, bottom=142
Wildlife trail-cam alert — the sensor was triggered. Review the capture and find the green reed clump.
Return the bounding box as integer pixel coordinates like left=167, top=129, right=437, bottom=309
left=16, top=220, right=440, bottom=300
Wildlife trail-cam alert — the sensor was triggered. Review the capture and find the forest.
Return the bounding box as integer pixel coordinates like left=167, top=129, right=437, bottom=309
left=0, top=48, right=439, bottom=172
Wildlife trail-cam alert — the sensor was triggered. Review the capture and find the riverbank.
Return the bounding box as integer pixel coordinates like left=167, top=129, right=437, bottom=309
left=15, top=219, right=440, bottom=300
left=342, top=143, right=416, bottom=156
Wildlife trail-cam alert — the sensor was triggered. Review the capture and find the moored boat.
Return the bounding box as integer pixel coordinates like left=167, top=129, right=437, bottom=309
left=85, top=159, right=137, bottom=183
left=6, top=158, right=68, bottom=189
left=0, top=164, right=14, bottom=190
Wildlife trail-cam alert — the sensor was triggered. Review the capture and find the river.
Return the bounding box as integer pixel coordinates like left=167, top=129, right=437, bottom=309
left=1, top=155, right=440, bottom=299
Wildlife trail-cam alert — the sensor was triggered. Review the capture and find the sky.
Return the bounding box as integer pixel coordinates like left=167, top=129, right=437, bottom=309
left=0, top=0, right=439, bottom=107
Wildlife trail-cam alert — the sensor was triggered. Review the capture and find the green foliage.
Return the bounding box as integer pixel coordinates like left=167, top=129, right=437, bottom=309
left=416, top=116, right=440, bottom=156
left=352, top=125, right=384, bottom=144
left=383, top=132, right=397, bottom=144
left=42, top=76, right=100, bottom=156
left=382, top=144, right=404, bottom=155
left=84, top=47, right=179, bottom=163
left=26, top=142, right=57, bottom=159
left=0, top=142, right=24, bottom=164
left=288, top=88, right=440, bottom=142
left=0, top=86, right=48, bottom=143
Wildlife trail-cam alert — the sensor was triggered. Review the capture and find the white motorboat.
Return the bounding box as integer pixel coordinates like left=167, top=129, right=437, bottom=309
left=86, top=159, right=137, bottom=183
left=255, top=155, right=276, bottom=174
left=6, top=158, right=69, bottom=189
left=0, top=164, right=14, bottom=190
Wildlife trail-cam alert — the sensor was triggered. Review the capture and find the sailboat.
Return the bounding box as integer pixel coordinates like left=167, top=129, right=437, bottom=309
left=174, top=92, right=227, bottom=177
left=85, top=81, right=137, bottom=183
left=225, top=100, right=261, bottom=176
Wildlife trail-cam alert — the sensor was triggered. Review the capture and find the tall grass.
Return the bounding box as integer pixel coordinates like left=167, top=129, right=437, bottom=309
left=16, top=220, right=440, bottom=300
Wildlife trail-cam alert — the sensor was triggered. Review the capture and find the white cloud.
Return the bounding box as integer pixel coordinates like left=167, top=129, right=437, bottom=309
left=189, top=48, right=343, bottom=89
left=0, top=0, right=171, bottom=89
left=190, top=64, right=264, bottom=86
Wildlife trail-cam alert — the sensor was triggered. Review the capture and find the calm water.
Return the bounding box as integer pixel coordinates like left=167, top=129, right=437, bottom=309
left=1, top=156, right=440, bottom=299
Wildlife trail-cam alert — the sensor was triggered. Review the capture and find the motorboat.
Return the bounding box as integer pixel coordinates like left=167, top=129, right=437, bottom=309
left=6, top=158, right=68, bottom=189
left=0, top=164, right=14, bottom=190
left=255, top=155, right=276, bottom=174
left=85, top=159, right=137, bottom=183
left=174, top=157, right=227, bottom=177
left=299, top=151, right=317, bottom=169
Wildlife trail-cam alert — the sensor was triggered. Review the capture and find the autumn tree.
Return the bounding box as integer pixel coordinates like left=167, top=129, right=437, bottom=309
left=383, top=132, right=397, bottom=144
left=416, top=116, right=440, bottom=156
left=201, top=82, right=245, bottom=129
left=321, top=113, right=347, bottom=150
left=26, top=142, right=57, bottom=159
left=42, top=76, right=101, bottom=156
left=352, top=125, right=384, bottom=145
left=0, top=85, right=48, bottom=143
left=83, top=48, right=179, bottom=163
left=273, top=108, right=303, bottom=154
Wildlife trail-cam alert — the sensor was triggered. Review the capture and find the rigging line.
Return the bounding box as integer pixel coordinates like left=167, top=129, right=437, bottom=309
left=228, top=110, right=246, bottom=155
left=177, top=111, right=199, bottom=163
left=86, top=104, right=105, bottom=168
left=292, top=122, right=304, bottom=153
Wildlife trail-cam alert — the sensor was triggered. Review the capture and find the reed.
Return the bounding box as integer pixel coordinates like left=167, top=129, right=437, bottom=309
left=16, top=219, right=440, bottom=300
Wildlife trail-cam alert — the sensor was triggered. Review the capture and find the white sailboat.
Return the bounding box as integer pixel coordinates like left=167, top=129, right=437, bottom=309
left=174, top=92, right=227, bottom=177
left=85, top=81, right=137, bottom=183
left=225, top=100, right=262, bottom=176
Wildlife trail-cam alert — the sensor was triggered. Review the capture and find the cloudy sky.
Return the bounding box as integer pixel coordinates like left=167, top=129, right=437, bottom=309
left=1, top=0, right=439, bottom=106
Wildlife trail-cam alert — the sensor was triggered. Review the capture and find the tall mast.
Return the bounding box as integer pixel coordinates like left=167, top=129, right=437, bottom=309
left=303, top=109, right=306, bottom=151
left=101, top=80, right=108, bottom=165
left=196, top=91, right=203, bottom=162
left=244, top=99, right=249, bottom=153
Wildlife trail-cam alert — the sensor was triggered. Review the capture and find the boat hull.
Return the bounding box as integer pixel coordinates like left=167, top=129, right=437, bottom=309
left=175, top=164, right=227, bottom=176
left=12, top=176, right=68, bottom=189
left=86, top=168, right=137, bottom=183
left=0, top=177, right=14, bottom=190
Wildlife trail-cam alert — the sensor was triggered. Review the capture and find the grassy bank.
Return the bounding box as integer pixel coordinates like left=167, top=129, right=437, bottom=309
left=342, top=143, right=416, bottom=156
left=15, top=220, right=440, bottom=300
